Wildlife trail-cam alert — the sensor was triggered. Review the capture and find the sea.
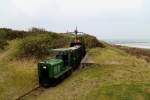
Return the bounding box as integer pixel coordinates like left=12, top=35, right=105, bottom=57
left=106, top=39, right=150, bottom=49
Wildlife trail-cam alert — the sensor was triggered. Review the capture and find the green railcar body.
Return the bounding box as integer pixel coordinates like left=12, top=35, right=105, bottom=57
left=38, top=58, right=72, bottom=86
left=54, top=46, right=81, bottom=69
left=38, top=59, right=69, bottom=78
left=38, top=43, right=86, bottom=87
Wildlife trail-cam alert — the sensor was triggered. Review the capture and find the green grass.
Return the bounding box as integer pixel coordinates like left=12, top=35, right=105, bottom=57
left=0, top=37, right=150, bottom=100
left=0, top=40, right=37, bottom=100
left=21, top=47, right=150, bottom=100
left=0, top=29, right=106, bottom=100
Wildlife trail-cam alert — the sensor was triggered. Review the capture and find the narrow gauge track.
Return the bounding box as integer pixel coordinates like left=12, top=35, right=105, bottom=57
left=15, top=85, right=45, bottom=100
left=15, top=67, right=81, bottom=100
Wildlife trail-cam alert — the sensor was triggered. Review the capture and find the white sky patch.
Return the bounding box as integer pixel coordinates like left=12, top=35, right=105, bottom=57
left=59, top=0, right=142, bottom=9
left=59, top=0, right=143, bottom=14
left=12, top=0, right=143, bottom=16
left=12, top=0, right=59, bottom=17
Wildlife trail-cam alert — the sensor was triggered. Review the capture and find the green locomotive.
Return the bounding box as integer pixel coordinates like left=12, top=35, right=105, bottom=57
left=38, top=39, right=86, bottom=87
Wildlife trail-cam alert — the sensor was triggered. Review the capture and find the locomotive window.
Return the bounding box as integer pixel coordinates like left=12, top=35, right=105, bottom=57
left=54, top=64, right=61, bottom=74
left=57, top=65, right=60, bottom=72
left=63, top=54, right=68, bottom=66
left=56, top=52, right=63, bottom=59
left=54, top=66, right=57, bottom=74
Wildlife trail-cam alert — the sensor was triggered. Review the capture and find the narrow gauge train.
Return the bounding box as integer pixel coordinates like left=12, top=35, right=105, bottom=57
left=38, top=38, right=86, bottom=87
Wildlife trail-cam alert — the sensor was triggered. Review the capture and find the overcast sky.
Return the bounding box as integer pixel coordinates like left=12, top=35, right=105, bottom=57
left=0, top=0, right=150, bottom=40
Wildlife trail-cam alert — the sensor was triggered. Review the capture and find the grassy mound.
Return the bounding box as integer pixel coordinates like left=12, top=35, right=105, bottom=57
left=0, top=39, right=38, bottom=100
left=81, top=34, right=105, bottom=48
left=0, top=28, right=102, bottom=58
left=115, top=45, right=150, bottom=62
left=4, top=28, right=148, bottom=100
left=0, top=40, right=8, bottom=49
left=20, top=33, right=71, bottom=58
left=0, top=28, right=103, bottom=99
left=23, top=46, right=150, bottom=100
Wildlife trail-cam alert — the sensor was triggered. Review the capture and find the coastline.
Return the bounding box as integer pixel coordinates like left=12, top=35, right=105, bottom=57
left=115, top=43, right=150, bottom=49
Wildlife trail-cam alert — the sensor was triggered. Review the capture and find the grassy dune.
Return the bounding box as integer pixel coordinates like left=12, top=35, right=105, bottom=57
left=0, top=40, right=37, bottom=100
left=0, top=29, right=149, bottom=99
left=0, top=29, right=103, bottom=100
left=1, top=41, right=150, bottom=100
left=114, top=45, right=150, bottom=62
left=22, top=46, right=150, bottom=100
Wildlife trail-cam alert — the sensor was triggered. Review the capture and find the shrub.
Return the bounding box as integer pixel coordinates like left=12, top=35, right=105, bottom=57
left=28, top=27, right=47, bottom=33
left=20, top=33, right=71, bottom=58
left=0, top=28, right=27, bottom=40
left=81, top=34, right=105, bottom=48
left=0, top=40, right=8, bottom=49
left=0, top=28, right=105, bottom=58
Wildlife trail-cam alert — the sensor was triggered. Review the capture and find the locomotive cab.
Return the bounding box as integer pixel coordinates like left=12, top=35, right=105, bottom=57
left=38, top=59, right=64, bottom=87
left=56, top=51, right=69, bottom=66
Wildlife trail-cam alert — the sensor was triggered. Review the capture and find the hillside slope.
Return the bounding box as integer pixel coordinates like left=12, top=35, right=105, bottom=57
left=23, top=46, right=150, bottom=100
left=0, top=40, right=37, bottom=100
left=0, top=28, right=103, bottom=100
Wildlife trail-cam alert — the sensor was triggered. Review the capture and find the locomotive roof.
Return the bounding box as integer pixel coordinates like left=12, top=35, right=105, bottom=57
left=52, top=46, right=80, bottom=52
left=39, top=58, right=63, bottom=66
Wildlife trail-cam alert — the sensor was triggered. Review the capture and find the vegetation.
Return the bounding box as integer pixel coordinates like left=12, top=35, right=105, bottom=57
left=22, top=46, right=150, bottom=100
left=1, top=28, right=149, bottom=100
left=0, top=28, right=27, bottom=40
left=0, top=28, right=102, bottom=99
left=0, top=40, right=8, bottom=49
left=20, top=33, right=71, bottom=58
left=0, top=28, right=101, bottom=58
left=0, top=40, right=37, bottom=100
left=114, top=45, right=150, bottom=62
left=80, top=34, right=105, bottom=48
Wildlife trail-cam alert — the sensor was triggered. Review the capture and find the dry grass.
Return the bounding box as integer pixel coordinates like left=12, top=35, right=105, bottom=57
left=0, top=32, right=107, bottom=100
left=114, top=45, right=150, bottom=62
left=23, top=47, right=150, bottom=100
left=0, top=40, right=38, bottom=100
left=1, top=39, right=150, bottom=100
